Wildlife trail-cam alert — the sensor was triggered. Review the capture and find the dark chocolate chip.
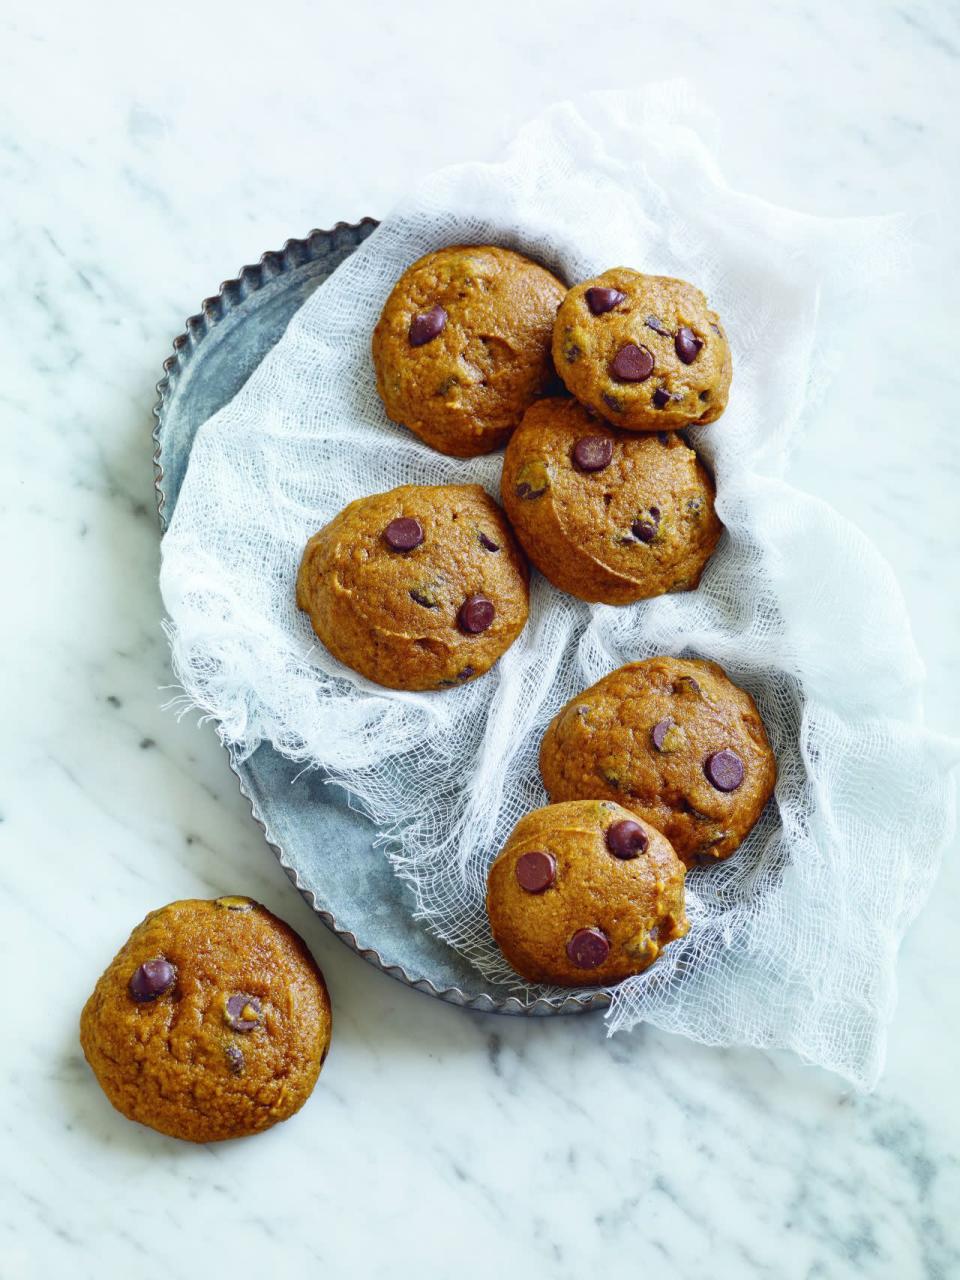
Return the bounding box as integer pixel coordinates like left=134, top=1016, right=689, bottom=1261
left=601, top=392, right=624, bottom=414
left=408, top=304, right=447, bottom=347
left=225, top=1045, right=245, bottom=1075
left=710, top=322, right=722, bottom=336
left=606, top=819, right=649, bottom=859
left=566, top=927, right=610, bottom=970
left=631, top=510, right=661, bottom=543
left=384, top=517, right=424, bottom=551
left=515, top=850, right=557, bottom=893
left=572, top=435, right=614, bottom=472
left=458, top=595, right=495, bottom=634
left=652, top=388, right=672, bottom=409
left=611, top=343, right=655, bottom=383
left=704, top=749, right=745, bottom=792
left=564, top=343, right=582, bottom=363
left=478, top=532, right=500, bottom=552
left=410, top=588, right=438, bottom=608
left=224, top=994, right=262, bottom=1033
left=586, top=286, right=626, bottom=315
left=457, top=666, right=475, bottom=681
left=699, top=390, right=710, bottom=402
left=514, top=461, right=549, bottom=499
left=657, top=431, right=670, bottom=444
left=651, top=718, right=675, bottom=751
left=675, top=327, right=704, bottom=364
left=129, top=959, right=176, bottom=1002
left=645, top=315, right=672, bottom=336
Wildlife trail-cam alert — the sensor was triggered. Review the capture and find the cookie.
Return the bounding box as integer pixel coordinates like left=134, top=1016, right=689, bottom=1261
left=486, top=799, right=688, bottom=986
left=539, top=657, right=776, bottom=864
left=553, top=268, right=731, bottom=432
left=80, top=897, right=332, bottom=1143
left=501, top=397, right=722, bottom=604
left=297, top=483, right=529, bottom=691
left=372, top=245, right=566, bottom=457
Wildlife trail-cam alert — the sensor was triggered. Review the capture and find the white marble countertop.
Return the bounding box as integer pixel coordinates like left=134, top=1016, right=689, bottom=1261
left=3, top=2, right=959, bottom=1276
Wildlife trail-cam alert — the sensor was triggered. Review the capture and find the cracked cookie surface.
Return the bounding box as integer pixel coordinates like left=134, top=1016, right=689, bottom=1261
left=80, top=897, right=331, bottom=1143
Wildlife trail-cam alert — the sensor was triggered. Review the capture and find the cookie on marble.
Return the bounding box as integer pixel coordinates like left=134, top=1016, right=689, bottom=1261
left=372, top=245, right=566, bottom=457
left=486, top=799, right=688, bottom=986
left=501, top=397, right=722, bottom=604
left=553, top=268, right=731, bottom=432
left=539, top=657, right=776, bottom=865
left=80, top=897, right=332, bottom=1143
left=296, top=483, right=529, bottom=691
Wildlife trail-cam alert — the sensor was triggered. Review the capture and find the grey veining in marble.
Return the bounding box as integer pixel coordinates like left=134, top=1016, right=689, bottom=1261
left=2, top=1, right=958, bottom=1277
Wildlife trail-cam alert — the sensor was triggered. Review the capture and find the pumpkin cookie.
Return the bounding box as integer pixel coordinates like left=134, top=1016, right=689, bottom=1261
left=553, top=269, right=731, bottom=432
left=501, top=397, right=722, bottom=604
left=372, top=245, right=566, bottom=457
left=540, top=657, right=776, bottom=864
left=297, top=483, right=529, bottom=691
left=486, top=800, right=688, bottom=987
left=80, top=897, right=332, bottom=1143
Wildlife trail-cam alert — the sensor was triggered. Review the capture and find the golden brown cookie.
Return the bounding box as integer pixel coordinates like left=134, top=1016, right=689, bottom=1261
left=501, top=397, right=722, bottom=604
left=297, top=483, right=529, bottom=691
left=372, top=245, right=566, bottom=457
left=540, top=657, right=776, bottom=864
left=80, top=897, right=332, bottom=1143
left=486, top=799, right=688, bottom=987
left=553, top=268, right=732, bottom=432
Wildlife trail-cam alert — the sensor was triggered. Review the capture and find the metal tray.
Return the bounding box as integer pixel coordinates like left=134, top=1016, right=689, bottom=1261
left=152, top=220, right=607, bottom=1016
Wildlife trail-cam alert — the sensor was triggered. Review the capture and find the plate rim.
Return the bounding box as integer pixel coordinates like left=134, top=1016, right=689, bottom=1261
left=151, top=220, right=609, bottom=1018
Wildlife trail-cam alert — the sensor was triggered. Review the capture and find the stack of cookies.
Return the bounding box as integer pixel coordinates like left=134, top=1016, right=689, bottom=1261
left=296, top=243, right=777, bottom=990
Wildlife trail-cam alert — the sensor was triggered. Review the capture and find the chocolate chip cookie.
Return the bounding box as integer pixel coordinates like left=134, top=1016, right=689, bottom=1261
left=501, top=397, right=722, bottom=604
left=553, top=269, right=732, bottom=432
left=372, top=245, right=566, bottom=457
left=297, top=483, right=529, bottom=691
left=539, top=657, right=776, bottom=864
left=80, top=897, right=332, bottom=1143
left=486, top=799, right=688, bottom=986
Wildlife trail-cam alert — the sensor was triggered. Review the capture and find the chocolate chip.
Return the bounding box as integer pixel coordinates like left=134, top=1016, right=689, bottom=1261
left=129, top=959, right=176, bottom=1002
left=611, top=343, right=655, bottom=383
left=704, top=749, right=745, bottom=792
left=215, top=896, right=255, bottom=911
left=384, top=517, right=424, bottom=551
left=652, top=388, right=672, bottom=409
left=408, top=304, right=447, bottom=347
left=657, top=431, right=670, bottom=444
left=410, top=587, right=438, bottom=608
left=225, top=994, right=262, bottom=1033
left=675, top=327, right=704, bottom=364
left=601, top=392, right=624, bottom=414
left=645, top=315, right=672, bottom=336
left=699, top=390, right=710, bottom=402
left=564, top=342, right=582, bottom=363
left=514, top=460, right=549, bottom=499
left=566, top=927, right=610, bottom=970
left=458, top=595, right=495, bottom=633
left=606, top=819, right=649, bottom=859
left=651, top=718, right=675, bottom=751
left=710, top=322, right=722, bottom=336
left=572, top=435, right=614, bottom=472
left=631, top=509, right=660, bottom=543
left=225, top=1045, right=245, bottom=1075
left=515, top=850, right=557, bottom=893
left=478, top=532, right=500, bottom=552
left=585, top=286, right=626, bottom=315
left=457, top=666, right=475, bottom=681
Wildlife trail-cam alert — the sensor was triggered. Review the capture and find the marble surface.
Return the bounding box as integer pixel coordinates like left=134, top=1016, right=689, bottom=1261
left=2, top=1, right=959, bottom=1276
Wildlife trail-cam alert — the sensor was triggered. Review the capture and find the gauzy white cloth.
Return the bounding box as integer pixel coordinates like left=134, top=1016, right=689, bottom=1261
left=160, top=84, right=957, bottom=1088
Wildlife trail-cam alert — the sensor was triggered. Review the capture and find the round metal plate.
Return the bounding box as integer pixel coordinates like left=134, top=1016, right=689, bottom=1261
left=152, top=221, right=608, bottom=1016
